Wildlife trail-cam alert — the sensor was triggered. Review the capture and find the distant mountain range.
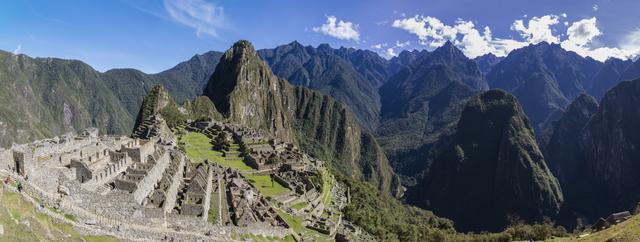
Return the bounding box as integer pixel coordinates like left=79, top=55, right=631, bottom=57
left=2, top=40, right=640, bottom=234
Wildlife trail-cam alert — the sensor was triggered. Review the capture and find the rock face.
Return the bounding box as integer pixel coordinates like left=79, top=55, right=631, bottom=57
left=377, top=41, right=485, bottom=176
left=582, top=78, right=640, bottom=214
left=618, top=59, right=640, bottom=82
left=545, top=79, right=640, bottom=225
left=487, top=42, right=602, bottom=130
left=588, top=58, right=633, bottom=100
left=408, top=90, right=563, bottom=232
left=474, top=53, right=504, bottom=76
left=131, top=85, right=180, bottom=141
left=205, top=40, right=396, bottom=194
left=257, top=41, right=389, bottom=130
left=544, top=94, right=598, bottom=188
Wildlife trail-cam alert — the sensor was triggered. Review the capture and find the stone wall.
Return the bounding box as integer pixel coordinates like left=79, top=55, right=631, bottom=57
left=201, top=165, right=214, bottom=221
left=163, top=152, right=186, bottom=213
left=121, top=139, right=156, bottom=163
left=0, top=148, right=13, bottom=171
left=133, top=148, right=170, bottom=204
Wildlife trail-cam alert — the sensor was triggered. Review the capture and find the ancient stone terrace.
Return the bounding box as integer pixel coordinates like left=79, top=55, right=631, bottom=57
left=132, top=115, right=175, bottom=145
left=243, top=140, right=307, bottom=171
left=147, top=150, right=186, bottom=212
left=176, top=162, right=213, bottom=218
left=273, top=165, right=317, bottom=196
left=114, top=145, right=170, bottom=204
left=225, top=170, right=287, bottom=228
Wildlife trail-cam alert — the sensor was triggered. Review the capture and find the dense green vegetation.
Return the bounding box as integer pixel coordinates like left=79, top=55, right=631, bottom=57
left=409, top=90, right=563, bottom=232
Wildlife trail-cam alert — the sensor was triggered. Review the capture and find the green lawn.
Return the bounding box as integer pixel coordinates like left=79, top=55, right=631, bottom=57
left=275, top=209, right=331, bottom=242
left=238, top=233, right=296, bottom=242
left=208, top=189, right=219, bottom=224
left=550, top=213, right=640, bottom=242
left=245, top=174, right=290, bottom=198
left=182, top=132, right=254, bottom=171
left=320, top=170, right=334, bottom=205
left=290, top=202, right=307, bottom=210
left=0, top=186, right=120, bottom=241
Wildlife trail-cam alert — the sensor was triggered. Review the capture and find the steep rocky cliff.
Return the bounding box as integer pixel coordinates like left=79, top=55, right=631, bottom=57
left=582, top=78, right=640, bottom=214
left=204, top=40, right=396, bottom=194
left=588, top=58, right=633, bottom=100
left=541, top=94, right=599, bottom=226
left=408, top=90, right=563, bottom=231
left=544, top=94, right=598, bottom=187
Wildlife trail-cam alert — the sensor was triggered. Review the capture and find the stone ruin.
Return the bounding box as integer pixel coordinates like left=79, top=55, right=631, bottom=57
left=176, top=162, right=212, bottom=217
left=243, top=138, right=307, bottom=171
left=0, top=123, right=362, bottom=241
left=225, top=170, right=288, bottom=228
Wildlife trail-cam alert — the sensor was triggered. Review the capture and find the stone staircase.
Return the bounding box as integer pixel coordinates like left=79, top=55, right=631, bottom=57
left=132, top=119, right=160, bottom=139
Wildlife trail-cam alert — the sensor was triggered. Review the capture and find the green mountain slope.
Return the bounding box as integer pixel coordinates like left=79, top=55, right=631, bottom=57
left=0, top=51, right=133, bottom=147
left=408, top=90, right=563, bottom=232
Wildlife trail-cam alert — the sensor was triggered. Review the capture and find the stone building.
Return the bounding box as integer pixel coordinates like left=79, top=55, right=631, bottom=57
left=177, top=163, right=213, bottom=217
left=120, top=138, right=156, bottom=163
left=70, top=148, right=130, bottom=184
left=226, top=172, right=287, bottom=228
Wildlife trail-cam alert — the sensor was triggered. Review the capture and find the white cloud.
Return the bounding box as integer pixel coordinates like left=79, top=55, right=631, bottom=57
left=313, top=16, right=360, bottom=41
left=593, top=4, right=599, bottom=11
left=561, top=18, right=640, bottom=61
left=391, top=15, right=527, bottom=58
left=511, top=15, right=560, bottom=44
left=564, top=17, right=602, bottom=47
left=561, top=13, right=568, bottom=18
left=164, top=0, right=225, bottom=38
left=395, top=40, right=411, bottom=47
left=620, top=29, right=640, bottom=56
left=371, top=43, right=386, bottom=49
left=392, top=15, right=458, bottom=48
left=12, top=44, right=22, bottom=55
left=386, top=48, right=397, bottom=57
left=391, top=14, right=640, bottom=61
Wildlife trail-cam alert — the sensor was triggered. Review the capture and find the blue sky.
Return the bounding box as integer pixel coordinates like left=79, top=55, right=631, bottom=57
left=1, top=0, right=639, bottom=73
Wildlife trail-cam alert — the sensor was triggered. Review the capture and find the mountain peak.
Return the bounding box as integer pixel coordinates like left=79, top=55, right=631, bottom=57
left=431, top=41, right=468, bottom=62
left=317, top=43, right=333, bottom=51
left=225, top=40, right=258, bottom=61
left=412, top=88, right=563, bottom=231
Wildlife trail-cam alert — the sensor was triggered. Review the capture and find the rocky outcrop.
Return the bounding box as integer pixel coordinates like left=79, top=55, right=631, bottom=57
left=582, top=78, right=640, bottom=214
left=474, top=53, right=503, bottom=76
left=204, top=40, right=396, bottom=194
left=544, top=94, right=598, bottom=187
left=588, top=58, right=633, bottom=100
left=408, top=90, right=563, bottom=232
